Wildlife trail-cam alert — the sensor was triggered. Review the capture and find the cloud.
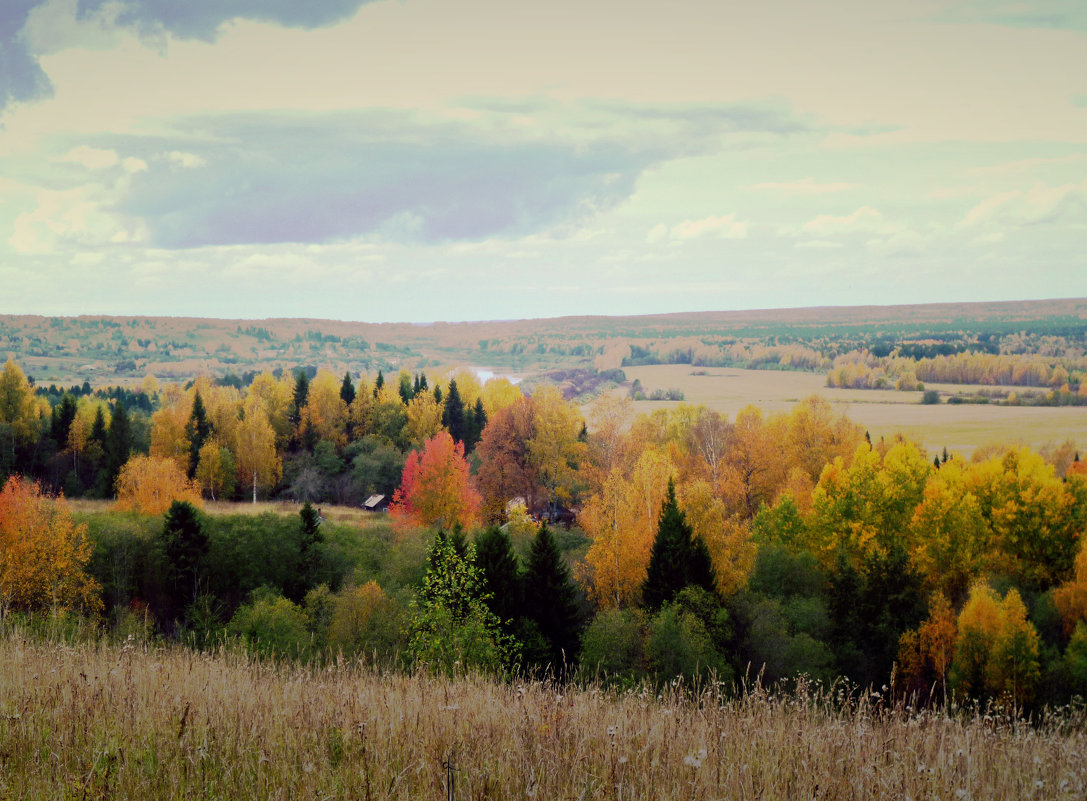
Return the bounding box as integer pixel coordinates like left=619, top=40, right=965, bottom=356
left=31, top=97, right=804, bottom=250
left=956, top=179, right=1087, bottom=229
left=800, top=206, right=886, bottom=237
left=970, top=154, right=1087, bottom=175
left=75, top=0, right=384, bottom=41
left=51, top=145, right=119, bottom=169
left=76, top=110, right=664, bottom=247
left=1, top=0, right=386, bottom=112
left=0, top=1, right=54, bottom=109
left=939, top=0, right=1087, bottom=31
left=165, top=151, right=205, bottom=169
left=754, top=177, right=857, bottom=195
left=648, top=214, right=748, bottom=243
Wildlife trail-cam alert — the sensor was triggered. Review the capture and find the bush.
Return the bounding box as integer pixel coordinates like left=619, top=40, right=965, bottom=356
left=921, top=390, right=940, bottom=405
left=228, top=589, right=312, bottom=659
left=580, top=608, right=644, bottom=681
left=646, top=603, right=729, bottom=684
left=327, top=581, right=407, bottom=663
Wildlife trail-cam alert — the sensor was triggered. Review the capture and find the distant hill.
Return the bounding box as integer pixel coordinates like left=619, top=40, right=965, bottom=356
left=2, top=298, right=1085, bottom=387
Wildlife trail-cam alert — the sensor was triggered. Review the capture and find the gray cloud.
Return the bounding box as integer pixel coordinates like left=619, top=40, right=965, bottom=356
left=0, top=1, right=53, bottom=110
left=75, top=0, right=383, bottom=40
left=940, top=1, right=1087, bottom=31
left=89, top=102, right=809, bottom=248
left=0, top=0, right=385, bottom=113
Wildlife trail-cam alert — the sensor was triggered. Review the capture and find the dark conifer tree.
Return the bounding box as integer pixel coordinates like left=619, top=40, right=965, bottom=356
left=52, top=393, right=78, bottom=450
left=474, top=525, right=522, bottom=629
left=339, top=372, right=356, bottom=406
left=417, top=373, right=429, bottom=392
left=160, top=500, right=209, bottom=620
left=523, top=524, right=583, bottom=671
left=642, top=479, right=716, bottom=610
left=185, top=392, right=212, bottom=478
left=442, top=379, right=467, bottom=446
left=433, top=384, right=442, bottom=404
left=289, top=502, right=324, bottom=601
left=291, top=371, right=309, bottom=425
left=90, top=406, right=107, bottom=448
left=465, top=397, right=487, bottom=453
left=373, top=370, right=385, bottom=399
left=104, top=400, right=133, bottom=494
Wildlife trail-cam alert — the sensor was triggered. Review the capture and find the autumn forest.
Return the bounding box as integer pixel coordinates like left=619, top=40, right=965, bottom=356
left=3, top=304, right=1087, bottom=718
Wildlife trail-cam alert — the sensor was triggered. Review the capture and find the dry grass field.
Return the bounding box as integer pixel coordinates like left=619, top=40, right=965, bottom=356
left=2, top=632, right=1085, bottom=800
left=65, top=498, right=390, bottom=530
left=619, top=365, right=1087, bottom=457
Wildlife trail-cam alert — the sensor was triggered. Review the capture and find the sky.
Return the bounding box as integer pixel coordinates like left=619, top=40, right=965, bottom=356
left=0, top=0, right=1085, bottom=323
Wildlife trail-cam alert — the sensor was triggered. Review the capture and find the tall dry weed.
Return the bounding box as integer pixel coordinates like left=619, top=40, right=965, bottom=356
left=0, top=632, right=1084, bottom=799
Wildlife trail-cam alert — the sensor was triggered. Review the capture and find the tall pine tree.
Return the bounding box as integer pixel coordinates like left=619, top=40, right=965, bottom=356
left=474, top=525, right=522, bottom=630
left=160, top=500, right=209, bottom=622
left=442, top=379, right=467, bottom=446
left=642, top=479, right=717, bottom=610
left=186, top=392, right=212, bottom=479
left=103, top=399, right=133, bottom=495
left=339, top=372, right=356, bottom=406
left=523, top=523, right=583, bottom=672
left=466, top=397, right=487, bottom=453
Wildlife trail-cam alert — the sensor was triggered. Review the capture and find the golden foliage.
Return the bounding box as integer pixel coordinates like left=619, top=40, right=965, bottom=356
left=115, top=455, right=202, bottom=516
left=0, top=477, right=101, bottom=614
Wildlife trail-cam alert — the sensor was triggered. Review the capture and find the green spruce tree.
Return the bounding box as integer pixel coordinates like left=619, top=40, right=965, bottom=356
left=523, top=524, right=583, bottom=672
left=185, top=392, right=212, bottom=479
left=339, top=372, right=356, bottom=406
left=160, top=501, right=210, bottom=623
left=642, top=479, right=717, bottom=610
left=474, top=525, right=522, bottom=630
left=103, top=399, right=133, bottom=495
left=442, top=379, right=467, bottom=446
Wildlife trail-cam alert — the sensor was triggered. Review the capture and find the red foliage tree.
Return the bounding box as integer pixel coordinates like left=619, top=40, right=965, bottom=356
left=390, top=431, right=480, bottom=531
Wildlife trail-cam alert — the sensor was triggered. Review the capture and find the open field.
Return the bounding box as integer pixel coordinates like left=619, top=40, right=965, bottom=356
left=2, top=633, right=1085, bottom=801
left=66, top=498, right=390, bottom=529
left=619, top=365, right=1087, bottom=456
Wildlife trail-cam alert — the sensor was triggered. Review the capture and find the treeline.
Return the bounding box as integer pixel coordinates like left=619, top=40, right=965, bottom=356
left=4, top=355, right=1087, bottom=711
left=827, top=350, right=1087, bottom=399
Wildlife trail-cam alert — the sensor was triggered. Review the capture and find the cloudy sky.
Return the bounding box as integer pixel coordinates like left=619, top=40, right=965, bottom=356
left=1, top=0, right=1085, bottom=322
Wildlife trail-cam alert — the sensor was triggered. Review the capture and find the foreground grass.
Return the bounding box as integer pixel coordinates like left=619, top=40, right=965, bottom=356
left=2, top=636, right=1086, bottom=800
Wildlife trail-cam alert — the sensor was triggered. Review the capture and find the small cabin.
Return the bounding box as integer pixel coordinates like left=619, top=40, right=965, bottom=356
left=363, top=494, right=390, bottom=512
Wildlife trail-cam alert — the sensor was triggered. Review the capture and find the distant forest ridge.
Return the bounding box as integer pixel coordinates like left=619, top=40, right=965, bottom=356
left=2, top=297, right=1085, bottom=387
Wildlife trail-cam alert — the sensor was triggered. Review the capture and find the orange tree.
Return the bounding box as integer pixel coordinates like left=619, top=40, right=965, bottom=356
left=390, top=431, right=480, bottom=531
left=0, top=477, right=101, bottom=614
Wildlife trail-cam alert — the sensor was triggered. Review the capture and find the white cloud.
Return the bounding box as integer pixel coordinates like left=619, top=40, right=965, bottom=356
left=648, top=214, right=748, bottom=243
left=800, top=206, right=886, bottom=236
left=753, top=177, right=856, bottom=195
left=956, top=178, right=1087, bottom=229
left=166, top=151, right=206, bottom=169
left=970, top=154, right=1087, bottom=175
left=51, top=146, right=119, bottom=170
left=795, top=239, right=844, bottom=249
left=9, top=186, right=145, bottom=253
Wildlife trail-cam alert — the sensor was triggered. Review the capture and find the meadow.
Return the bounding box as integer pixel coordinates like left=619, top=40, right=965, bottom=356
left=620, top=365, right=1087, bottom=456
left=2, top=631, right=1085, bottom=801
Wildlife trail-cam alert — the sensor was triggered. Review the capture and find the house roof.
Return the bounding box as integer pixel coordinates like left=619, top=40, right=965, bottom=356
left=363, top=494, right=387, bottom=509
